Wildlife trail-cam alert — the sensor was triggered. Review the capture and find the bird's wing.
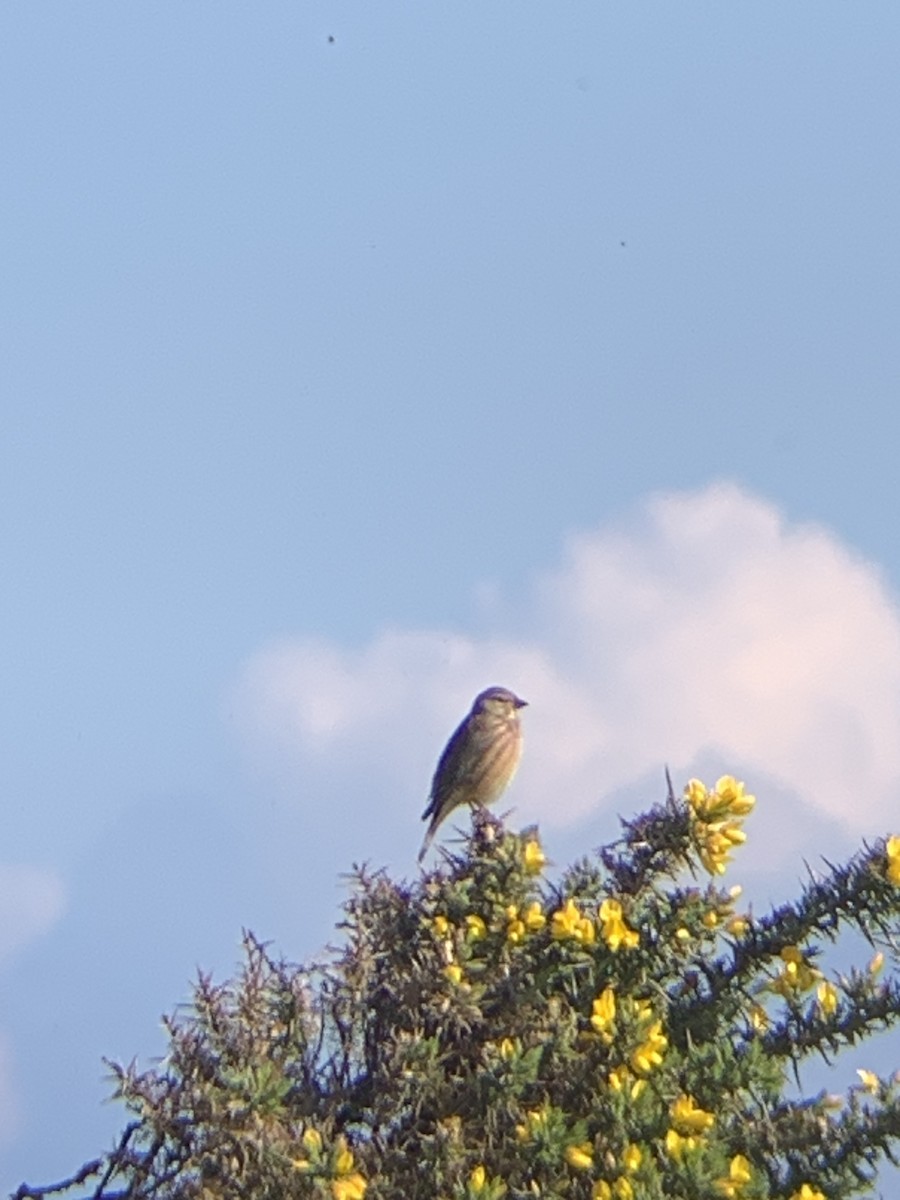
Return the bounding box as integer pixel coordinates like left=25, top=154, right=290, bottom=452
left=421, top=717, right=473, bottom=820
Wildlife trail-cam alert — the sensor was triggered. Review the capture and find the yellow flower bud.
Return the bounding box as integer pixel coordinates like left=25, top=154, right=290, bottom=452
left=302, top=1127, right=323, bottom=1153
left=816, top=980, right=839, bottom=1016
left=565, top=1142, right=594, bottom=1171
left=622, top=1143, right=642, bottom=1173
left=444, top=963, right=464, bottom=986
left=466, top=914, right=487, bottom=941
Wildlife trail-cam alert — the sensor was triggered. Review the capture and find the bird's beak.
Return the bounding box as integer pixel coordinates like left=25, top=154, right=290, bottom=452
left=516, top=698, right=528, bottom=708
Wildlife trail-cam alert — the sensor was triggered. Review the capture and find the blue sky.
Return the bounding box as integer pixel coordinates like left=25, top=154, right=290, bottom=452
left=3, top=2, right=900, bottom=1189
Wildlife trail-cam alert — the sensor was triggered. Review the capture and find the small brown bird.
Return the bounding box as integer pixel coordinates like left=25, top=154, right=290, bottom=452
left=418, top=686, right=528, bottom=863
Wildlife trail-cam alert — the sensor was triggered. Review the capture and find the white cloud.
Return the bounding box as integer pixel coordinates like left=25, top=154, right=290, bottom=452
left=234, top=483, right=900, bottom=850
left=0, top=865, right=66, bottom=965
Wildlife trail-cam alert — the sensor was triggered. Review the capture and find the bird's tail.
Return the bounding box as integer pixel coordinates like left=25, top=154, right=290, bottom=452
left=418, top=819, right=438, bottom=865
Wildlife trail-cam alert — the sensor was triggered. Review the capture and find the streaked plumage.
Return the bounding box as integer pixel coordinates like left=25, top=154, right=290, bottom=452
left=418, top=686, right=527, bottom=863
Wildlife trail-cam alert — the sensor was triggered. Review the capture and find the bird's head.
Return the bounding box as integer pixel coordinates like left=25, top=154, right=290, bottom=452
left=472, top=686, right=528, bottom=719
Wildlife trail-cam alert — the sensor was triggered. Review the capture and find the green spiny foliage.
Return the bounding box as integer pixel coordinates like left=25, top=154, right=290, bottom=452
left=14, top=780, right=900, bottom=1200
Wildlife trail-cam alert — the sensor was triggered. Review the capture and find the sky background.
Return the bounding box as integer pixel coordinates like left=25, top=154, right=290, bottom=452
left=3, top=1, right=900, bottom=1190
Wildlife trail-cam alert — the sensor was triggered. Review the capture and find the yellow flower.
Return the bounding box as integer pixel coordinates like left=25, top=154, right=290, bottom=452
left=789, top=1186, right=826, bottom=1200
left=505, top=902, right=544, bottom=943
left=565, top=1142, right=594, bottom=1170
left=551, top=899, right=595, bottom=945
left=524, top=900, right=546, bottom=931
left=592, top=1184, right=612, bottom=1200
left=702, top=910, right=719, bottom=929
left=466, top=914, right=487, bottom=941
left=769, top=945, right=819, bottom=996
left=687, top=778, right=754, bottom=875
left=576, top=915, right=597, bottom=945
left=868, top=951, right=885, bottom=976
left=516, top=1107, right=550, bottom=1142
left=670, top=1094, right=715, bottom=1135
left=886, top=835, right=900, bottom=885
left=554, top=902, right=580, bottom=936
left=302, top=1127, right=323, bottom=1153
left=857, top=1069, right=879, bottom=1093
left=505, top=905, right=526, bottom=944
left=664, top=1129, right=682, bottom=1159
left=686, top=776, right=754, bottom=819
left=591, top=986, right=617, bottom=1038
left=630, top=1021, right=667, bottom=1074
left=444, top=963, right=464, bottom=986
left=467, top=1168, right=506, bottom=1200
left=332, top=1176, right=367, bottom=1200
left=523, top=839, right=547, bottom=873
left=816, top=980, right=839, bottom=1016
left=613, top=1180, right=634, bottom=1200
left=787, top=946, right=818, bottom=988
left=334, top=1137, right=355, bottom=1176
left=665, top=1129, right=700, bottom=1161
left=551, top=898, right=580, bottom=939
left=294, top=1126, right=324, bottom=1172
left=715, top=775, right=756, bottom=816
left=331, top=1137, right=367, bottom=1200
left=715, top=1154, right=752, bottom=1198
left=693, top=821, right=746, bottom=875
left=685, top=778, right=711, bottom=812
left=726, top=914, right=750, bottom=936
left=622, top=1143, right=642, bottom=1173
left=431, top=915, right=451, bottom=937
left=598, top=898, right=639, bottom=951
left=334, top=1152, right=355, bottom=1176
left=607, top=1067, right=644, bottom=1098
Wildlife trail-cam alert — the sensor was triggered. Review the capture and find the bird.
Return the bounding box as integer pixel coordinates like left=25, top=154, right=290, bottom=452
left=418, top=686, right=528, bottom=863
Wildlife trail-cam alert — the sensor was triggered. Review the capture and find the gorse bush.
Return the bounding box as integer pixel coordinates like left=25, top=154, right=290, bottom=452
left=16, top=779, right=900, bottom=1200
